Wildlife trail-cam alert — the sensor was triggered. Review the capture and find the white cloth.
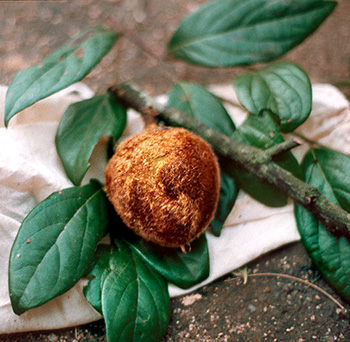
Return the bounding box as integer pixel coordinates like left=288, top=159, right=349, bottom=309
left=0, top=83, right=349, bottom=333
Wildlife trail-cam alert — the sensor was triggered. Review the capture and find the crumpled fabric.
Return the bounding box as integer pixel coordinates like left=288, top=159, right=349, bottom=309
left=0, top=82, right=349, bottom=334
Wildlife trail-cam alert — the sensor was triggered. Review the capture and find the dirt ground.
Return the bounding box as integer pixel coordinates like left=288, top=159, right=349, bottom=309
left=0, top=0, right=350, bottom=341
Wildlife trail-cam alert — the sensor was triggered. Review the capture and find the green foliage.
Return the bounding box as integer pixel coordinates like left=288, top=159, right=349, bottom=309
left=84, top=243, right=170, bottom=342
left=83, top=245, right=111, bottom=314
left=3, top=1, right=343, bottom=340
left=8, top=180, right=109, bottom=315
left=56, top=93, right=127, bottom=185
left=4, top=27, right=118, bottom=127
left=167, top=82, right=238, bottom=235
left=225, top=110, right=302, bottom=207
left=233, top=62, right=312, bottom=133
left=295, top=149, right=350, bottom=302
left=167, top=82, right=236, bottom=136
left=211, top=169, right=238, bottom=236
left=126, top=234, right=209, bottom=289
left=168, top=0, right=336, bottom=67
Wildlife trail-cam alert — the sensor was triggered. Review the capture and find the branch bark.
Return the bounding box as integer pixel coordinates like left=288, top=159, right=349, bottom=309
left=109, top=82, right=350, bottom=239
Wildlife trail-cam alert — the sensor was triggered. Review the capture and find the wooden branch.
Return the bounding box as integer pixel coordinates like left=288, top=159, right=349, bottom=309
left=263, top=139, right=301, bottom=159
left=109, top=82, right=350, bottom=239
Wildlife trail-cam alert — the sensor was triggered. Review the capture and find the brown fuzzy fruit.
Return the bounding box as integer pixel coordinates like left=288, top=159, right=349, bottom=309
left=104, top=126, right=220, bottom=248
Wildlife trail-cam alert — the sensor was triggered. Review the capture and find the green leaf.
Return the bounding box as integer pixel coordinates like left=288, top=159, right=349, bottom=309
left=84, top=243, right=170, bottom=342
left=83, top=245, right=112, bottom=314
left=226, top=110, right=302, bottom=207
left=167, top=81, right=238, bottom=234
left=168, top=0, right=336, bottom=67
left=56, top=93, right=127, bottom=185
left=211, top=169, right=238, bottom=236
left=295, top=148, right=350, bottom=302
left=127, top=234, right=210, bottom=289
left=9, top=180, right=109, bottom=315
left=167, top=82, right=236, bottom=136
left=233, top=62, right=312, bottom=132
left=5, top=27, right=118, bottom=126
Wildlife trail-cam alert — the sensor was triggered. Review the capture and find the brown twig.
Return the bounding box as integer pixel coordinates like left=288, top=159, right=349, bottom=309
left=107, top=18, right=178, bottom=86
left=109, top=82, right=350, bottom=239
left=263, top=138, right=301, bottom=159
left=226, top=272, right=346, bottom=311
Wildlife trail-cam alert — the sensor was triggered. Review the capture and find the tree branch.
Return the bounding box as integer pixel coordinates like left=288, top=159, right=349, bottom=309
left=263, top=139, right=301, bottom=160
left=109, top=82, right=350, bottom=239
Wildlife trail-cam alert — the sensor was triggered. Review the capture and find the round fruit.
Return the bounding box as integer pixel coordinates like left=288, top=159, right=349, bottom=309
left=104, top=126, right=220, bottom=248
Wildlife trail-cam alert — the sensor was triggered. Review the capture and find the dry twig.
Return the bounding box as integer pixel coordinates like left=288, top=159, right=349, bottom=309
left=226, top=271, right=346, bottom=311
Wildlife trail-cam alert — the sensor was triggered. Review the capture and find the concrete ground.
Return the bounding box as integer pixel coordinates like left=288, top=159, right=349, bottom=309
left=0, top=1, right=349, bottom=341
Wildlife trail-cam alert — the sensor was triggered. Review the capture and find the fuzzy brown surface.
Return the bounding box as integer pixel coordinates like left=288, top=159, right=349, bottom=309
left=104, top=126, right=220, bottom=248
left=1, top=1, right=350, bottom=341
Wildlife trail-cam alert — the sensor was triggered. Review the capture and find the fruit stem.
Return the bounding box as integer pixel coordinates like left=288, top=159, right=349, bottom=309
left=180, top=244, right=192, bottom=254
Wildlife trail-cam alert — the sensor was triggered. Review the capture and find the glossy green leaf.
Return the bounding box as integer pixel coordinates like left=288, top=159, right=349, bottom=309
left=56, top=93, right=127, bottom=185
left=9, top=180, right=109, bottom=315
left=211, top=169, right=238, bottom=236
left=127, top=234, right=210, bottom=289
left=167, top=82, right=238, bottom=235
left=168, top=0, right=336, bottom=67
left=167, top=82, right=236, bottom=137
left=5, top=27, right=118, bottom=126
left=234, top=62, right=312, bottom=132
left=83, top=245, right=112, bottom=314
left=84, top=242, right=170, bottom=342
left=226, top=110, right=302, bottom=207
left=295, top=148, right=350, bottom=302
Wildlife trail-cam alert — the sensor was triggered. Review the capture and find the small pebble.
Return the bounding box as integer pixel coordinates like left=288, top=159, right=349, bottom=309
left=264, top=286, right=271, bottom=293
left=48, top=333, right=58, bottom=342
left=248, top=304, right=256, bottom=312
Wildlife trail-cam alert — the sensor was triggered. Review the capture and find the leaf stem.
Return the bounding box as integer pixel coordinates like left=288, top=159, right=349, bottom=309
left=109, top=82, right=350, bottom=239
left=291, top=132, right=349, bottom=157
left=214, top=95, right=244, bottom=110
